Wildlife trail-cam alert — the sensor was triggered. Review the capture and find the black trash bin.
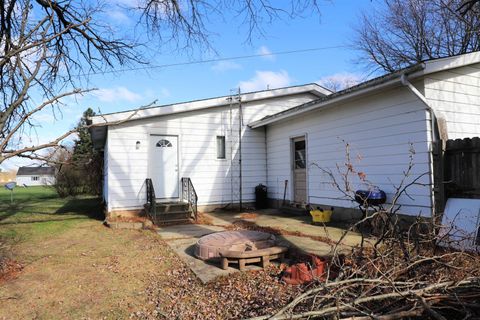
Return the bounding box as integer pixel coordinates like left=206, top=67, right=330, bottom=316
left=255, top=184, right=268, bottom=209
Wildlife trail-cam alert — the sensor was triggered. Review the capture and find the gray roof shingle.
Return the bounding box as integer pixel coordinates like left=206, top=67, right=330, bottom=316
left=17, top=166, right=55, bottom=176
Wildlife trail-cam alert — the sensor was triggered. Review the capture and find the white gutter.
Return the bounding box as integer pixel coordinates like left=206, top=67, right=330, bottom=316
left=400, top=74, right=438, bottom=142
left=400, top=73, right=439, bottom=218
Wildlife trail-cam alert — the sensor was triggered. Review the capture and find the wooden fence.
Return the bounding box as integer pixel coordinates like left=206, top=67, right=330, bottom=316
left=444, top=137, right=480, bottom=199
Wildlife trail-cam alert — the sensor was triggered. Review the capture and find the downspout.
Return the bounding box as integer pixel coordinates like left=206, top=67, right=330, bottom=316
left=400, top=73, right=441, bottom=218
left=400, top=74, right=438, bottom=142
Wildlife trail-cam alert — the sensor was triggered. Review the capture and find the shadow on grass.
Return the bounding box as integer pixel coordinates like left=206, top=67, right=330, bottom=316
left=0, top=216, right=96, bottom=226
left=0, top=196, right=104, bottom=224
left=55, top=197, right=104, bottom=220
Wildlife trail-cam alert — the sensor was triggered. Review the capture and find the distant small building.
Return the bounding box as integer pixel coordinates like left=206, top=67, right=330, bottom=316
left=16, top=167, right=55, bottom=186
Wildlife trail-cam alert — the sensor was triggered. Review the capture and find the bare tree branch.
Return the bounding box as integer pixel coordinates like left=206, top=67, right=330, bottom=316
left=0, top=0, right=323, bottom=165
left=1, top=99, right=157, bottom=163
left=354, top=0, right=480, bottom=73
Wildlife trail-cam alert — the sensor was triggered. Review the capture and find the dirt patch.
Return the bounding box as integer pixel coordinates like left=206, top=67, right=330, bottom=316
left=238, top=212, right=258, bottom=220
left=107, top=216, right=149, bottom=223
left=0, top=259, right=23, bottom=283
left=195, top=212, right=214, bottom=225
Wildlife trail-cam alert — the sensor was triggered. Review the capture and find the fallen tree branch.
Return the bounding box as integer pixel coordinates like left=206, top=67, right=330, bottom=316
left=338, top=308, right=424, bottom=320
left=247, top=278, right=480, bottom=320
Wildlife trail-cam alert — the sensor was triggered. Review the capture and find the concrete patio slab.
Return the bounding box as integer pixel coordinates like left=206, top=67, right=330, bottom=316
left=157, top=210, right=370, bottom=283
left=204, top=209, right=367, bottom=246
left=157, top=224, right=225, bottom=240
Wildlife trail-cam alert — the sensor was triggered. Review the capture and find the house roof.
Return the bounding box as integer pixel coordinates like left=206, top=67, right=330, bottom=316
left=88, top=83, right=331, bottom=148
left=249, top=51, right=480, bottom=128
left=89, top=84, right=330, bottom=124
left=17, top=166, right=55, bottom=176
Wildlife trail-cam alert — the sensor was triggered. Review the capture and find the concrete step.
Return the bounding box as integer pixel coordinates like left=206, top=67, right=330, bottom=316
left=155, top=218, right=192, bottom=225
left=154, top=218, right=191, bottom=225
left=152, top=211, right=192, bottom=225
left=155, top=202, right=190, bottom=213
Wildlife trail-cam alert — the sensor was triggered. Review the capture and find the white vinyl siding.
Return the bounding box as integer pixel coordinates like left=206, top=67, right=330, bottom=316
left=105, top=93, right=317, bottom=211
left=266, top=86, right=434, bottom=217
left=16, top=175, right=55, bottom=186
left=424, top=63, right=480, bottom=139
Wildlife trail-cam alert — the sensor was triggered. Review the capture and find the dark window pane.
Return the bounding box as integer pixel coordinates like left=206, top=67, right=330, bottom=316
left=294, top=139, right=306, bottom=169
left=295, top=140, right=305, bottom=151
left=217, top=136, right=226, bottom=159
left=156, top=139, right=172, bottom=147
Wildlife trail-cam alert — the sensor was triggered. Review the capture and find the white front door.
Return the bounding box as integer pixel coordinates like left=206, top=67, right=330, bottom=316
left=149, top=135, right=179, bottom=199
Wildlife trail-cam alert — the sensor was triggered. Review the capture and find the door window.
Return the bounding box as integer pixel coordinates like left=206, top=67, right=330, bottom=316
left=156, top=139, right=172, bottom=147
left=294, top=140, right=306, bottom=169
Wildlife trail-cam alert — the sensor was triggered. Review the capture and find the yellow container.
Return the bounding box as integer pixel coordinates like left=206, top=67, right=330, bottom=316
left=310, top=209, right=333, bottom=223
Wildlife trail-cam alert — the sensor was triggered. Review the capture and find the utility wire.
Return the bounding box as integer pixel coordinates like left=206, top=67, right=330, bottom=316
left=83, top=45, right=349, bottom=76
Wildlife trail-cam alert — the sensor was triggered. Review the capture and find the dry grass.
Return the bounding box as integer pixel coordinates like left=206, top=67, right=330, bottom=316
left=0, top=220, right=172, bottom=319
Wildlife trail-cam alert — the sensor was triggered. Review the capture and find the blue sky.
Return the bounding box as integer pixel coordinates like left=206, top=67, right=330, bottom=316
left=3, top=0, right=376, bottom=170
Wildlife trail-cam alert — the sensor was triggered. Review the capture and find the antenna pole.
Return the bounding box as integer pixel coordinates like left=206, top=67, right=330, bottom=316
left=237, top=88, right=242, bottom=212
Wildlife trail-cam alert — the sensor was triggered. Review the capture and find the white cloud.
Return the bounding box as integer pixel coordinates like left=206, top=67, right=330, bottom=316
left=2, top=157, right=40, bottom=171
left=33, top=112, right=56, bottom=124
left=257, top=45, right=275, bottom=61
left=103, top=0, right=141, bottom=24
left=106, top=0, right=140, bottom=8
left=93, top=86, right=142, bottom=103
left=316, top=72, right=363, bottom=92
left=238, top=70, right=292, bottom=92
left=106, top=10, right=131, bottom=23
left=143, top=87, right=170, bottom=102
left=211, top=61, right=242, bottom=72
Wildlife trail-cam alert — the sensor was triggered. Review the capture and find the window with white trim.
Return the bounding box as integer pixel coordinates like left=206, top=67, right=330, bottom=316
left=31, top=176, right=39, bottom=181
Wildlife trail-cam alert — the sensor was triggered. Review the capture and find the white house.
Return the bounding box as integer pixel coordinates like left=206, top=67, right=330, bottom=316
left=16, top=166, right=56, bottom=186
left=89, top=52, right=480, bottom=221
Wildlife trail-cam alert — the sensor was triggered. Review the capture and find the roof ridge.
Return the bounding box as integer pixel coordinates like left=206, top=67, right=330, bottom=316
left=91, top=83, right=328, bottom=118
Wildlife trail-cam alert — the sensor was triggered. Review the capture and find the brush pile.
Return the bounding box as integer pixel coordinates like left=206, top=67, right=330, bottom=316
left=248, top=216, right=480, bottom=320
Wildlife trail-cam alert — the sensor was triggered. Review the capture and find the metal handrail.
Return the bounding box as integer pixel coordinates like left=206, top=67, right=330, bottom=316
left=145, top=178, right=156, bottom=220
left=181, top=177, right=198, bottom=221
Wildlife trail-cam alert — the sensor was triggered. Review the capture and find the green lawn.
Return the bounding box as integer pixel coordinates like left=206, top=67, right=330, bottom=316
left=0, top=186, right=103, bottom=243
left=0, top=186, right=167, bottom=319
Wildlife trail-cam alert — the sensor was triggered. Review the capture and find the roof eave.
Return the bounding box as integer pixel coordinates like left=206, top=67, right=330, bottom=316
left=88, top=84, right=329, bottom=149
left=423, top=51, right=480, bottom=75
left=249, top=66, right=426, bottom=129
left=88, top=84, right=329, bottom=126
